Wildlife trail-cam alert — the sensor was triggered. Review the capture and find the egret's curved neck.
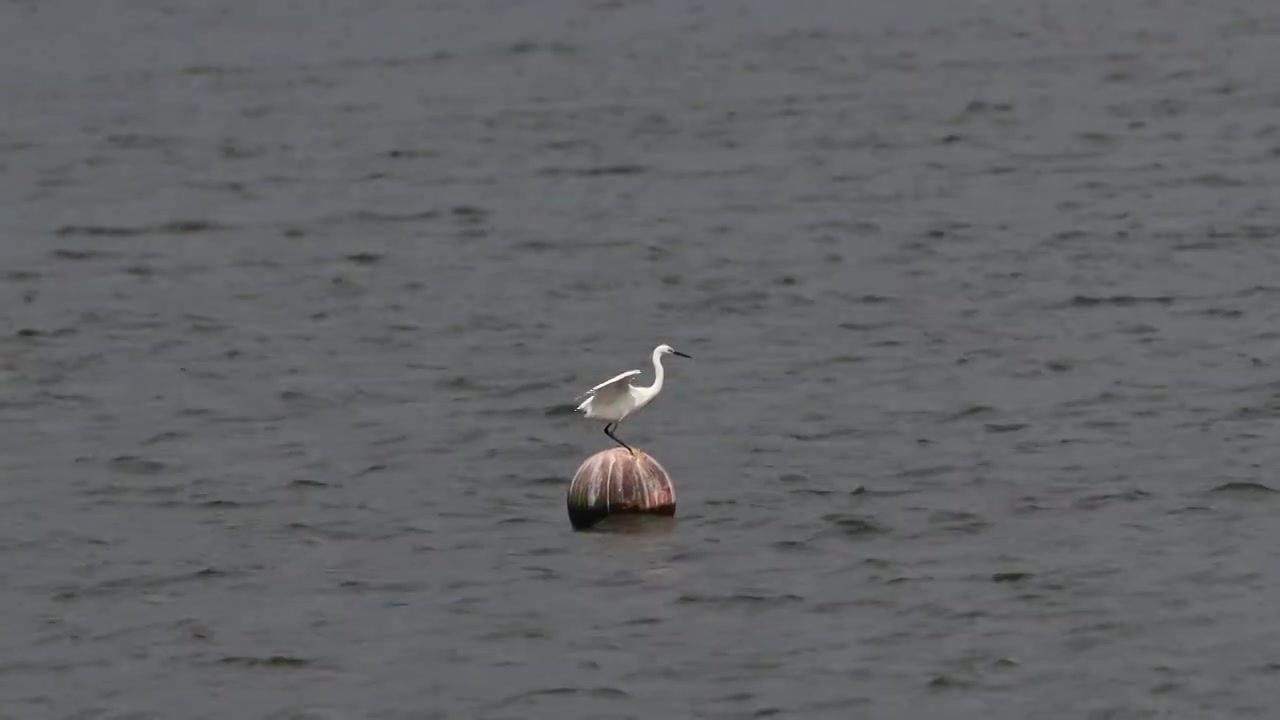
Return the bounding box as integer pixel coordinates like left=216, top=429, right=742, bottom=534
left=647, top=348, right=666, bottom=395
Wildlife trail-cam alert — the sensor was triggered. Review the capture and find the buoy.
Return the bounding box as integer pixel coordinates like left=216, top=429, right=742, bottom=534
left=566, top=448, right=676, bottom=530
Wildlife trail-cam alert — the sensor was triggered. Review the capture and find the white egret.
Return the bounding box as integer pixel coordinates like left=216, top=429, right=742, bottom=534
left=574, top=343, right=692, bottom=454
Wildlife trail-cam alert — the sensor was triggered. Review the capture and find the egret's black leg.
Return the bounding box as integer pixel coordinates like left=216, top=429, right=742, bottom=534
left=604, top=423, right=634, bottom=455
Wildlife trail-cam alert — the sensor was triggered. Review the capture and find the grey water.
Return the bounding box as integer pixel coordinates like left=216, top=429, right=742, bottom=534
left=4, top=1, right=1280, bottom=718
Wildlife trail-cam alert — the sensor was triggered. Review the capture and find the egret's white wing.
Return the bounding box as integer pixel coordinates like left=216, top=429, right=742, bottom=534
left=576, top=369, right=640, bottom=403
left=587, top=369, right=640, bottom=393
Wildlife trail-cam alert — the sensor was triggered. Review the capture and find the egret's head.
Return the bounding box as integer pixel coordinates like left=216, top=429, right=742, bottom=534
left=658, top=344, right=691, bottom=358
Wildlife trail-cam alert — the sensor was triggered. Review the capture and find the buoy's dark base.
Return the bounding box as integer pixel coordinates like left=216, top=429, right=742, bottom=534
left=566, top=448, right=676, bottom=531
left=568, top=503, right=676, bottom=532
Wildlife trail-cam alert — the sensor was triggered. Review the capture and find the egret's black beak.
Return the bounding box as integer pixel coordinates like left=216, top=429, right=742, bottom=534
left=673, top=350, right=691, bottom=358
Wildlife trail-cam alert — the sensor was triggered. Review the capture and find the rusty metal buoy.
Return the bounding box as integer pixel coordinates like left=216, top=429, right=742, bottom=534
left=566, top=448, right=676, bottom=530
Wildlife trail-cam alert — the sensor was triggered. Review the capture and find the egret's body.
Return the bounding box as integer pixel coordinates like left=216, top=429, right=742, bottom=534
left=575, top=344, right=691, bottom=454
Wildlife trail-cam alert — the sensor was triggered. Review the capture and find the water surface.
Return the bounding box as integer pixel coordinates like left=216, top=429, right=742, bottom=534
left=3, top=1, right=1280, bottom=717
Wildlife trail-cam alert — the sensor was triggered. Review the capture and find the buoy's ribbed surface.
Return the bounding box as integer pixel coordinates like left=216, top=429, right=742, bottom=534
left=566, top=448, right=676, bottom=530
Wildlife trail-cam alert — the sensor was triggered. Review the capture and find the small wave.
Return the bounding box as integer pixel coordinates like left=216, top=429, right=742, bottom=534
left=538, top=164, right=647, bottom=177
left=1065, top=295, right=1174, bottom=308
left=55, top=220, right=224, bottom=236
left=1208, top=481, right=1275, bottom=494
left=217, top=655, right=313, bottom=669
